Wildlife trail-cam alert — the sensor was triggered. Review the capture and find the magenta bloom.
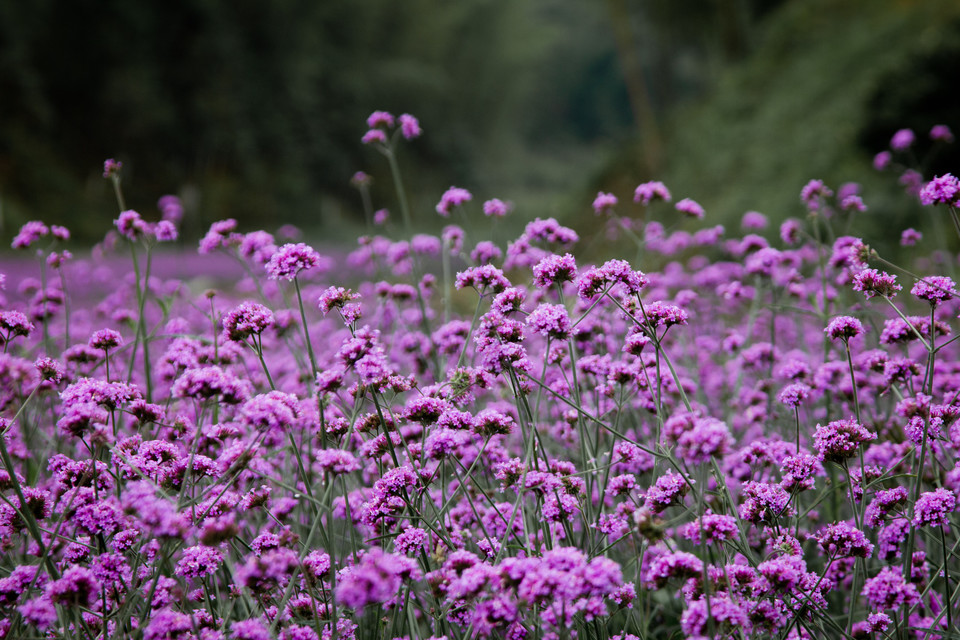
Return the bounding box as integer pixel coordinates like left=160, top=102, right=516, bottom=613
left=633, top=181, right=671, bottom=205
left=11, top=221, right=50, bottom=249
left=919, top=174, right=960, bottom=206
left=824, top=315, right=864, bottom=341
left=912, top=488, right=956, bottom=528
left=852, top=269, right=901, bottom=299
left=335, top=548, right=421, bottom=610
left=222, top=301, right=274, bottom=341
left=817, top=521, right=874, bottom=558
left=366, top=110, right=395, bottom=129
left=930, top=124, right=954, bottom=142
left=813, top=419, right=875, bottom=463
left=483, top=198, right=510, bottom=217
left=674, top=198, right=704, bottom=219
left=800, top=179, right=833, bottom=209
left=398, top=113, right=421, bottom=139
left=532, top=253, right=577, bottom=288
left=890, top=128, right=915, bottom=151
left=592, top=192, right=618, bottom=215
left=436, top=186, right=473, bottom=216
left=911, top=275, right=956, bottom=306
left=265, top=243, right=327, bottom=280
left=526, top=303, right=572, bottom=340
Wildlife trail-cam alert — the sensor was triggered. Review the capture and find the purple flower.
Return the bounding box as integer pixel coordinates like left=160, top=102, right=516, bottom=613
left=11, top=221, right=49, bottom=249
left=222, top=301, right=275, bottom=341
left=930, top=124, right=954, bottom=142
left=681, top=596, right=750, bottom=638
left=800, top=179, right=832, bottom=210
left=817, top=521, right=874, bottom=558
left=824, top=315, right=864, bottom=341
left=362, top=129, right=387, bottom=144
left=739, top=481, right=794, bottom=523
left=483, top=198, right=510, bottom=217
left=103, top=158, right=122, bottom=178
left=366, top=110, right=395, bottom=128
left=198, top=218, right=239, bottom=253
left=643, top=301, right=689, bottom=329
left=890, top=128, right=915, bottom=151
left=872, top=151, right=892, bottom=172
left=46, top=566, right=99, bottom=607
left=592, top=192, right=618, bottom=215
left=680, top=512, right=738, bottom=544
left=335, top=547, right=421, bottom=610
left=577, top=259, right=648, bottom=299
left=395, top=527, right=428, bottom=556
left=862, top=566, right=920, bottom=609
left=89, top=328, right=123, bottom=351
left=115, top=210, right=148, bottom=240
left=436, top=186, right=473, bottom=216
left=526, top=303, right=572, bottom=340
left=777, top=382, right=811, bottom=408
left=532, top=253, right=577, bottom=288
left=240, top=391, right=301, bottom=433
left=398, top=113, right=421, bottom=139
left=0, top=310, right=35, bottom=342
left=911, top=275, right=956, bottom=306
left=644, top=471, right=690, bottom=514
left=471, top=240, right=503, bottom=264
left=813, top=419, right=875, bottom=463
left=852, top=268, right=901, bottom=299
left=912, top=487, right=956, bottom=528
left=265, top=243, right=328, bottom=280
left=633, top=181, right=671, bottom=205
left=176, top=545, right=224, bottom=579
left=741, top=210, right=767, bottom=229
left=455, top=265, right=511, bottom=294
left=900, top=228, right=922, bottom=246
left=674, top=198, right=704, bottom=219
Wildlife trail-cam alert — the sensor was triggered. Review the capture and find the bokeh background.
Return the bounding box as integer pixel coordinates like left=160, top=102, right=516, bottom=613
left=1, top=0, right=959, bottom=253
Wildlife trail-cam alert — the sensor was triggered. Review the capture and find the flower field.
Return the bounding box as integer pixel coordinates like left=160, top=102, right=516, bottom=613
left=2, top=115, right=960, bottom=640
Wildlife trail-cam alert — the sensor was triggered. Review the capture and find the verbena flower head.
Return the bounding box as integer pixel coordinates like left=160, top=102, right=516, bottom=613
left=800, top=179, right=832, bottom=210
left=817, top=521, right=874, bottom=558
left=593, top=192, right=617, bottom=215
left=366, top=110, right=395, bottom=128
left=11, top=221, right=49, bottom=249
left=398, top=113, right=421, bottom=140
left=115, top=210, right=148, bottom=240
left=852, top=268, right=901, bottom=298
left=455, top=265, right=510, bottom=295
left=633, top=181, right=671, bottom=205
left=89, top=328, right=123, bottom=351
left=483, top=198, right=510, bottom=217
left=526, top=303, right=572, bottom=340
left=674, top=198, right=704, bottom=219
left=890, top=128, right=915, bottom=151
left=912, top=487, right=956, bottom=528
left=436, top=186, right=472, bottom=217
left=930, top=124, right=954, bottom=142
left=576, top=259, right=648, bottom=300
left=813, top=419, right=875, bottom=463
left=911, top=275, right=956, bottom=306
left=222, top=301, right=275, bottom=341
left=861, top=567, right=920, bottom=610
left=873, top=151, right=891, bottom=170
left=102, top=158, right=122, bottom=178
left=824, top=315, right=864, bottom=342
left=532, top=253, right=577, bottom=288
left=266, top=243, right=327, bottom=280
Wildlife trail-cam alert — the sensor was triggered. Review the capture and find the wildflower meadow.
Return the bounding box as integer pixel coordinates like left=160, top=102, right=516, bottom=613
left=3, top=114, right=960, bottom=640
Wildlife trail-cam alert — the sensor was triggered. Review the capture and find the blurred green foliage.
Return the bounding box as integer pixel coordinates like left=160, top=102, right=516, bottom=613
left=1, top=0, right=958, bottom=253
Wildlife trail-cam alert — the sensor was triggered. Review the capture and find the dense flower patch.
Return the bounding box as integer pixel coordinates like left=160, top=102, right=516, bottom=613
left=1, top=118, right=960, bottom=639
